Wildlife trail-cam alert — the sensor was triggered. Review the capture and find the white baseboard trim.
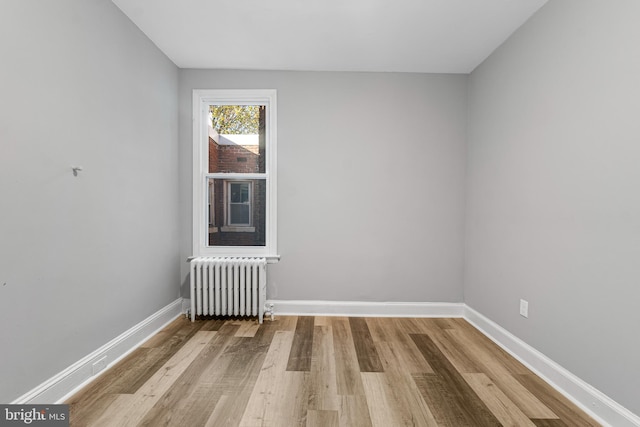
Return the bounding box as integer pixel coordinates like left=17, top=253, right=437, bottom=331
left=464, top=305, right=640, bottom=427
left=12, top=298, right=184, bottom=405
left=267, top=299, right=465, bottom=317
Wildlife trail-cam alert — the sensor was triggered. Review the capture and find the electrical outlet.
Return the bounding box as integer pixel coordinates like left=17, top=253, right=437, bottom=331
left=91, top=356, right=108, bottom=375
left=520, top=299, right=529, bottom=318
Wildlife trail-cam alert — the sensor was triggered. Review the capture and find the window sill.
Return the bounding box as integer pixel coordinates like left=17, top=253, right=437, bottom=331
left=187, top=255, right=280, bottom=263
left=220, top=226, right=256, bottom=233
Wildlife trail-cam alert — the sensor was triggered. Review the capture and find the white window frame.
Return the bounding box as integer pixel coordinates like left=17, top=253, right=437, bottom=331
left=192, top=89, right=278, bottom=258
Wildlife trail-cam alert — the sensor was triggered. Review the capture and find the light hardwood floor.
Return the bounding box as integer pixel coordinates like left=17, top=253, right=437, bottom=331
left=67, top=316, right=600, bottom=426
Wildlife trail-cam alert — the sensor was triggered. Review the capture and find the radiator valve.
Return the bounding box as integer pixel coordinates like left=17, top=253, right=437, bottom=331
left=264, top=303, right=275, bottom=321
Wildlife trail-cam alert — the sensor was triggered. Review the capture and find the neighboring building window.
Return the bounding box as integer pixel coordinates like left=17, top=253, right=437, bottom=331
left=222, top=180, right=255, bottom=232
left=192, top=90, right=277, bottom=257
left=229, top=181, right=251, bottom=225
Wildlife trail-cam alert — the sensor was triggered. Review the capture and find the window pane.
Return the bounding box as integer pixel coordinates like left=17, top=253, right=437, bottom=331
left=230, top=182, right=248, bottom=203
left=207, top=178, right=266, bottom=247
left=208, top=105, right=266, bottom=174
left=230, top=204, right=250, bottom=224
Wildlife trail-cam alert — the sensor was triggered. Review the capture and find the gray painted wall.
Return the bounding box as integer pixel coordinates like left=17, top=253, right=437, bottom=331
left=179, top=70, right=467, bottom=303
left=466, top=0, right=640, bottom=415
left=0, top=0, right=179, bottom=402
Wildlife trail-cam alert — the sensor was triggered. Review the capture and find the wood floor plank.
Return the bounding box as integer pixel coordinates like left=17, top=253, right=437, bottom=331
left=374, top=342, right=439, bottom=426
left=313, top=316, right=332, bottom=327
left=193, top=333, right=272, bottom=426
left=338, top=395, right=373, bottom=427
left=433, top=318, right=457, bottom=330
left=365, top=317, right=392, bottom=343
left=120, top=318, right=203, bottom=394
left=204, top=363, right=279, bottom=427
left=90, top=331, right=217, bottom=427
left=410, top=333, right=502, bottom=426
left=269, top=315, right=298, bottom=332
left=462, top=372, right=538, bottom=427
left=199, top=318, right=227, bottom=331
left=239, top=330, right=296, bottom=426
left=172, top=334, right=270, bottom=426
left=330, top=317, right=365, bottom=396
left=67, top=317, right=205, bottom=426
left=68, top=393, right=119, bottom=427
left=531, top=419, right=570, bottom=427
left=389, top=317, right=427, bottom=335
left=515, top=374, right=601, bottom=427
left=444, top=328, right=558, bottom=419
left=384, top=319, right=434, bottom=373
left=405, top=318, right=483, bottom=374
left=306, top=410, right=339, bottom=427
left=360, top=373, right=405, bottom=427
left=242, top=371, right=310, bottom=426
left=349, top=318, right=383, bottom=373
left=425, top=328, right=482, bottom=374
left=250, top=315, right=283, bottom=344
left=362, top=372, right=437, bottom=427
left=204, top=395, right=233, bottom=427
left=140, top=316, right=194, bottom=348
left=275, top=372, right=310, bottom=427
left=287, top=316, right=314, bottom=371
left=136, top=322, right=241, bottom=426
left=450, top=318, right=531, bottom=375
left=413, top=373, right=498, bottom=427
left=234, top=319, right=261, bottom=337
left=308, top=325, right=340, bottom=411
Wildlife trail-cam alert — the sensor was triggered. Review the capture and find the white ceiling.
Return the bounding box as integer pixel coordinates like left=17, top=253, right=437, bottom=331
left=111, top=0, right=547, bottom=74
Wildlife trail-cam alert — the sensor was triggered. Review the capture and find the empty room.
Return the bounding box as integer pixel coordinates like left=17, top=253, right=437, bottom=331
left=1, top=0, right=639, bottom=426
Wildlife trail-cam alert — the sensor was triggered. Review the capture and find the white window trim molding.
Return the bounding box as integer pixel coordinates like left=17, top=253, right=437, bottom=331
left=192, top=89, right=278, bottom=258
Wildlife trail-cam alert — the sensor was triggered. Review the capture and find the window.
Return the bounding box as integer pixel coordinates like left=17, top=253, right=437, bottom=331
left=193, top=90, right=277, bottom=258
